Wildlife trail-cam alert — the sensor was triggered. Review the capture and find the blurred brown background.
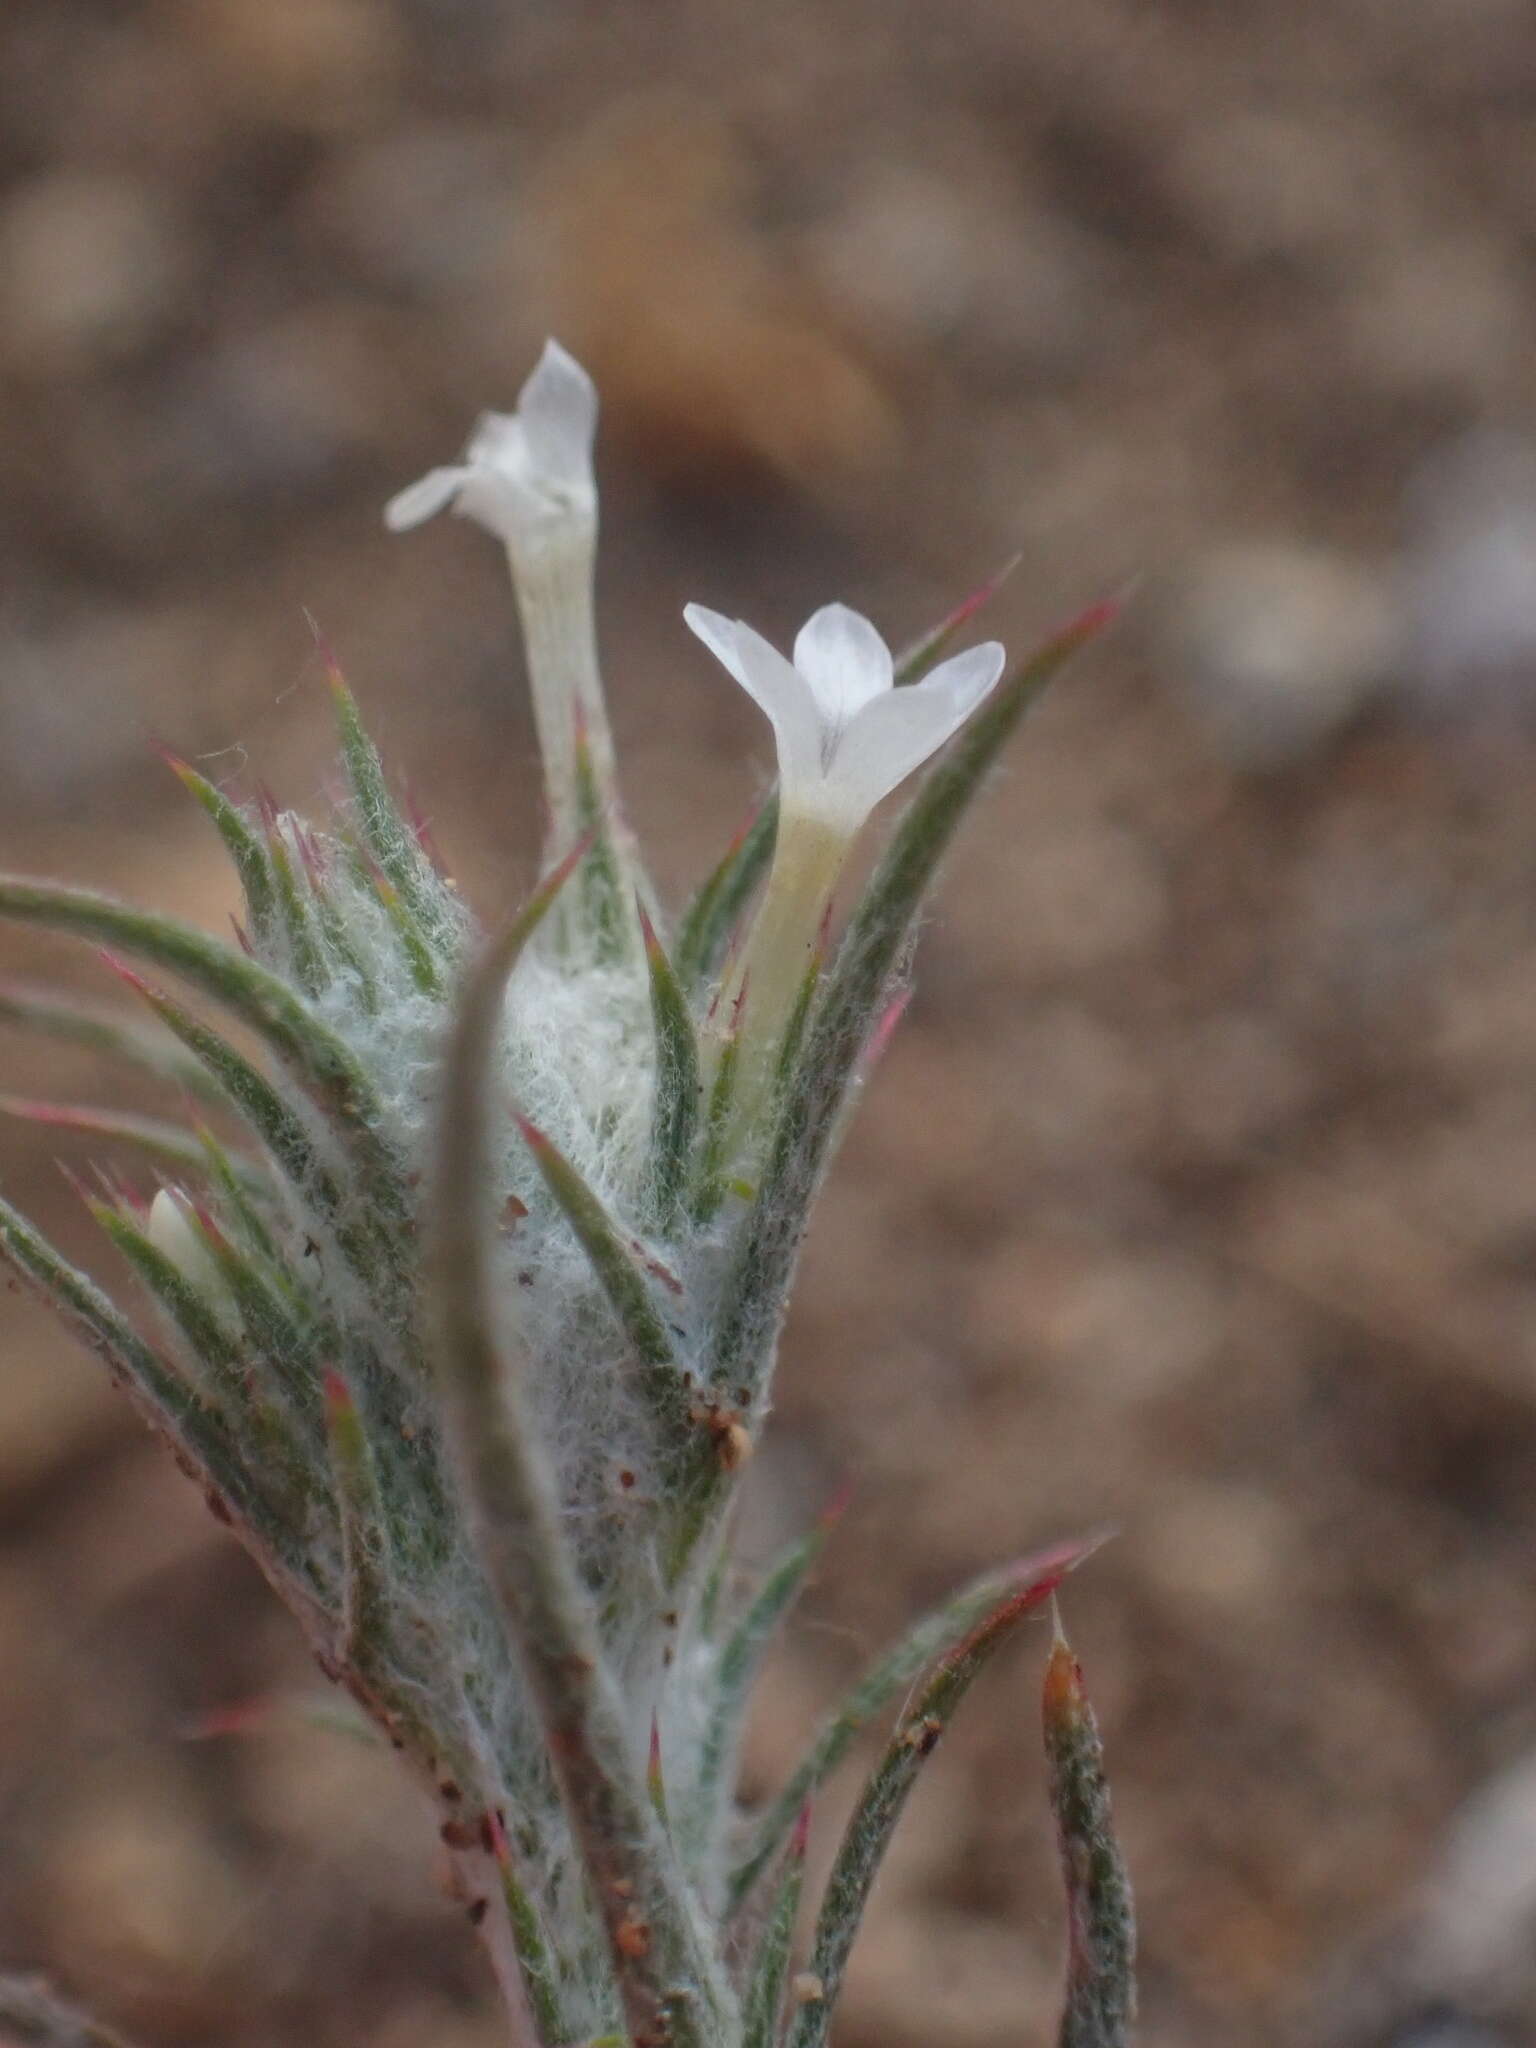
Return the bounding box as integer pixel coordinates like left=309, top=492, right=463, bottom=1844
left=5, top=2, right=1536, bottom=2044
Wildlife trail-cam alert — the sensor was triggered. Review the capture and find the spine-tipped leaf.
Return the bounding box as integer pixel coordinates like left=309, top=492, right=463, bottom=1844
left=515, top=1113, right=692, bottom=1444
left=640, top=904, right=700, bottom=1229
left=689, top=1492, right=845, bottom=1855
left=329, top=657, right=459, bottom=959
left=729, top=1533, right=1100, bottom=1911
left=0, top=1096, right=258, bottom=1188
left=163, top=753, right=279, bottom=950
left=741, top=1807, right=809, bottom=2048
left=785, top=1559, right=1075, bottom=2048
left=0, top=878, right=410, bottom=1232
left=675, top=798, right=778, bottom=993
left=1045, top=1621, right=1135, bottom=2048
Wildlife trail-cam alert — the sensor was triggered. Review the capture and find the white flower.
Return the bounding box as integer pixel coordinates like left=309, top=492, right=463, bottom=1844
left=683, top=601, right=1007, bottom=1143
left=383, top=342, right=637, bottom=934
left=384, top=340, right=599, bottom=545
left=683, top=601, right=1005, bottom=832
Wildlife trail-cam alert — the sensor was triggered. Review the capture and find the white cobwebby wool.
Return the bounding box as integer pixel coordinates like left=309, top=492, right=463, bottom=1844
left=168, top=797, right=757, bottom=2024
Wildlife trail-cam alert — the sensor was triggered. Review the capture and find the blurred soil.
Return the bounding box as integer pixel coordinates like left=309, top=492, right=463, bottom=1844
left=5, top=3, right=1536, bottom=2045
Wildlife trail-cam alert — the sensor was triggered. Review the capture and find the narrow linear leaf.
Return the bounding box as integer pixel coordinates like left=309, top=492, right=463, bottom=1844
left=428, top=841, right=733, bottom=2048
left=0, top=1095, right=261, bottom=1190
left=289, top=823, right=381, bottom=1012
left=892, top=552, right=1023, bottom=684
left=0, top=878, right=411, bottom=1232
left=675, top=797, right=777, bottom=993
left=0, top=1194, right=324, bottom=1605
left=196, top=1125, right=281, bottom=1265
left=486, top=1808, right=572, bottom=2048
left=710, top=601, right=1118, bottom=1405
left=323, top=1371, right=390, bottom=1655
left=0, top=980, right=223, bottom=1102
left=690, top=984, right=745, bottom=1224
left=370, top=867, right=445, bottom=997
left=640, top=904, right=700, bottom=1229
left=162, top=753, right=279, bottom=949
left=104, top=960, right=390, bottom=1291
left=200, top=1209, right=324, bottom=1439
left=258, top=797, right=328, bottom=997
left=328, top=656, right=457, bottom=955
left=1044, top=1619, right=1136, bottom=2048
left=786, top=1559, right=1075, bottom=2048
left=741, top=1807, right=809, bottom=2048
left=729, top=1532, right=1102, bottom=1911
left=515, top=1114, right=692, bottom=1442
left=689, top=1489, right=847, bottom=1852
left=571, top=713, right=637, bottom=966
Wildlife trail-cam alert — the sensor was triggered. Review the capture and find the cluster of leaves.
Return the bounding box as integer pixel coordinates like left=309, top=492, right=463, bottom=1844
left=0, top=597, right=1132, bottom=2048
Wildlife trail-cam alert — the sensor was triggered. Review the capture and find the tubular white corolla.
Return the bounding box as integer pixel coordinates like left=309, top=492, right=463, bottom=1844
left=386, top=341, right=615, bottom=851
left=684, top=600, right=1004, bottom=1124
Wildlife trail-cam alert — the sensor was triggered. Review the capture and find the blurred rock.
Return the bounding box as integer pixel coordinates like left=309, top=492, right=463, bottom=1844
left=530, top=96, right=898, bottom=493
left=155, top=307, right=402, bottom=507
left=42, top=1776, right=246, bottom=2018
left=1400, top=430, right=1536, bottom=725
left=1345, top=236, right=1527, bottom=398
left=1166, top=108, right=1426, bottom=270
left=301, top=124, right=517, bottom=298
left=0, top=171, right=195, bottom=372
left=803, top=160, right=1127, bottom=379
left=1164, top=542, right=1399, bottom=769
left=174, top=0, right=407, bottom=136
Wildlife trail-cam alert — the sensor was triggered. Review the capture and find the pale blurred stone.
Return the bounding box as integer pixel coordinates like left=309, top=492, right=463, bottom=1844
left=0, top=171, right=193, bottom=371
left=1166, top=542, right=1399, bottom=769
left=302, top=125, right=517, bottom=297
left=177, top=0, right=406, bottom=135
left=1401, top=431, right=1536, bottom=724
left=1142, top=1483, right=1294, bottom=1616
left=806, top=160, right=1126, bottom=376
left=1347, top=237, right=1527, bottom=396
left=43, top=1778, right=247, bottom=1994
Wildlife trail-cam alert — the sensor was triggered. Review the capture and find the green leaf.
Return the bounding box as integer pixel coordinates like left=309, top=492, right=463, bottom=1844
left=0, top=1095, right=261, bottom=1190
left=640, top=905, right=701, bottom=1230
left=0, top=1193, right=324, bottom=1603
left=689, top=1007, right=741, bottom=1226
left=710, top=601, right=1117, bottom=1405
left=259, top=796, right=328, bottom=997
left=892, top=552, right=1023, bottom=684
left=515, top=1114, right=692, bottom=1443
left=162, top=752, right=279, bottom=951
left=786, top=1553, right=1080, bottom=2048
left=675, top=797, right=778, bottom=993
left=571, top=714, right=638, bottom=966
left=729, top=1532, right=1101, bottom=1912
left=741, top=1807, right=809, bottom=2048
left=0, top=878, right=413, bottom=1242
left=0, top=979, right=223, bottom=1102
left=328, top=656, right=459, bottom=958
left=104, top=960, right=392, bottom=1293
left=688, top=1491, right=845, bottom=1857
left=1044, top=1619, right=1135, bottom=2048
left=486, top=1808, right=573, bottom=2048
left=323, top=1370, right=390, bottom=1656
